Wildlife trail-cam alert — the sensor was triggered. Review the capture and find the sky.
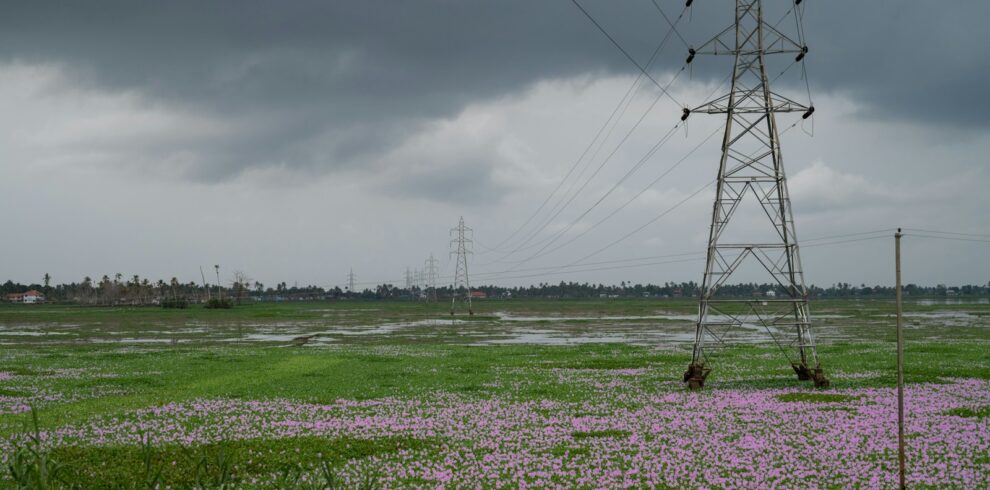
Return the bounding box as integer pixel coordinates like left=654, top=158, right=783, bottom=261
left=0, top=0, right=988, bottom=289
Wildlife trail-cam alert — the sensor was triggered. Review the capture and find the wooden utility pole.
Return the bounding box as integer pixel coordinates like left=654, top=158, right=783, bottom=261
left=214, top=264, right=223, bottom=302
left=895, top=228, right=906, bottom=489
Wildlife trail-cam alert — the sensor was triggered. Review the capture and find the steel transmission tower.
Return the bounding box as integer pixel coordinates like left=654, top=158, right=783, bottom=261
left=683, top=0, right=828, bottom=389
left=347, top=268, right=356, bottom=295
left=424, top=254, right=439, bottom=302
left=449, top=217, right=474, bottom=315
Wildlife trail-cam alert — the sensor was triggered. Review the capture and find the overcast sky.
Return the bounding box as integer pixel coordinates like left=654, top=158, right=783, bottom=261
left=0, top=0, right=987, bottom=289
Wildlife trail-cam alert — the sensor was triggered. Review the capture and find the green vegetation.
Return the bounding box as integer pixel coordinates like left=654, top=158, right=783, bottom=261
left=204, top=298, right=233, bottom=309
left=571, top=430, right=632, bottom=440
left=45, top=436, right=424, bottom=488
left=945, top=406, right=990, bottom=419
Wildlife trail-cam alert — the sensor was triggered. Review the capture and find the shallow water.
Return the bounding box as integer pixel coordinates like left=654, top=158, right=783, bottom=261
left=0, top=302, right=986, bottom=346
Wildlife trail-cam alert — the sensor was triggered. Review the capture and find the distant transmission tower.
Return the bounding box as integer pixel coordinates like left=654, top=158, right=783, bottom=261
left=347, top=268, right=356, bottom=295
left=405, top=267, right=413, bottom=290
left=449, top=217, right=473, bottom=315
left=424, top=254, right=439, bottom=303
left=683, top=0, right=827, bottom=389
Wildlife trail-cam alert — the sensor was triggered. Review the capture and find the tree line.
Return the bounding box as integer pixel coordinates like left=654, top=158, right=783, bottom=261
left=2, top=275, right=988, bottom=305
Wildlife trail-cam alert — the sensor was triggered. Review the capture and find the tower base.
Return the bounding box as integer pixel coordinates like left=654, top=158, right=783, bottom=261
left=793, top=362, right=830, bottom=388
left=683, top=363, right=710, bottom=390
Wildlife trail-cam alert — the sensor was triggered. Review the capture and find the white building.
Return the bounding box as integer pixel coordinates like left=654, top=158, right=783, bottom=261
left=6, top=290, right=45, bottom=304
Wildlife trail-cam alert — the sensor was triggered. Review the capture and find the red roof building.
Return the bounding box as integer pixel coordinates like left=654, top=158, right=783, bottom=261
left=6, top=290, right=45, bottom=304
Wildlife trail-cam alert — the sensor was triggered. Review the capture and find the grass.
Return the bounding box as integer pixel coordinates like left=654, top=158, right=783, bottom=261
left=47, top=436, right=432, bottom=488
left=944, top=406, right=990, bottom=419
left=2, top=341, right=989, bottom=434
left=571, top=430, right=632, bottom=440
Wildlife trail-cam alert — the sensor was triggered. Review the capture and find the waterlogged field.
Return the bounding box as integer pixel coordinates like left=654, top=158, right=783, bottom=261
left=0, top=299, right=988, bottom=488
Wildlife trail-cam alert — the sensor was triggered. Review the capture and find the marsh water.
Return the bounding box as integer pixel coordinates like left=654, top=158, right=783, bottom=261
left=1, top=299, right=987, bottom=347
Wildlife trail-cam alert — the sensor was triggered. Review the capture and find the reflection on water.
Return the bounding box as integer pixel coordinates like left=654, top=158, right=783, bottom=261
left=916, top=298, right=990, bottom=305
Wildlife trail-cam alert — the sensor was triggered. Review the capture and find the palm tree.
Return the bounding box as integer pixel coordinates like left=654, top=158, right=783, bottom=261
left=81, top=276, right=93, bottom=303
left=141, top=278, right=151, bottom=304
left=99, top=275, right=112, bottom=305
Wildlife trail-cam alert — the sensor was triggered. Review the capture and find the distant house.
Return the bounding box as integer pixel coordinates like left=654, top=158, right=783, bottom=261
left=765, top=290, right=777, bottom=298
left=470, top=291, right=487, bottom=299
left=23, top=290, right=45, bottom=303
left=6, top=290, right=45, bottom=304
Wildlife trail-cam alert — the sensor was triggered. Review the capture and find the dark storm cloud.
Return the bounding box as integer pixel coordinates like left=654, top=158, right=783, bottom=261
left=0, top=0, right=986, bottom=183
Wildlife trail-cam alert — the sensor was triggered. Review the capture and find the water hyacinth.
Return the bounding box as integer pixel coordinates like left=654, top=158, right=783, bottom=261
left=0, top=388, right=63, bottom=415
left=3, top=376, right=987, bottom=488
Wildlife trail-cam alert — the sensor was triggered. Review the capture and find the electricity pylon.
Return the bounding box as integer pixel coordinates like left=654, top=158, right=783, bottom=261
left=449, top=217, right=473, bottom=315
left=405, top=267, right=414, bottom=290
left=424, top=254, right=439, bottom=303
left=347, top=268, right=356, bottom=295
left=683, top=0, right=827, bottom=389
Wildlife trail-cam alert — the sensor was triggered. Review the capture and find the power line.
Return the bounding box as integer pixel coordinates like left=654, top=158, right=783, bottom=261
left=473, top=251, right=705, bottom=278
left=475, top=230, right=898, bottom=284
left=649, top=1, right=690, bottom=49
left=802, top=228, right=898, bottom=242
left=490, top=230, right=893, bottom=281
left=482, top=116, right=810, bottom=281
left=477, top=256, right=705, bottom=283
left=336, top=229, right=911, bottom=289
left=558, top=179, right=715, bottom=273
left=907, top=234, right=990, bottom=244
left=488, top=4, right=697, bottom=261
left=535, top=120, right=805, bottom=273
left=485, top=49, right=660, bottom=255
left=510, top=122, right=725, bottom=267
left=509, top=73, right=737, bottom=263
left=488, top=5, right=692, bottom=256
left=494, top=71, right=740, bottom=267
left=485, top=67, right=687, bottom=263
left=501, top=121, right=684, bottom=270
left=569, top=0, right=683, bottom=107
left=802, top=235, right=890, bottom=248
left=902, top=228, right=990, bottom=239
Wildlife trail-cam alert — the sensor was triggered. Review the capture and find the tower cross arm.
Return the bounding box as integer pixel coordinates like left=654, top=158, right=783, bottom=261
left=690, top=21, right=805, bottom=57
left=691, top=91, right=809, bottom=115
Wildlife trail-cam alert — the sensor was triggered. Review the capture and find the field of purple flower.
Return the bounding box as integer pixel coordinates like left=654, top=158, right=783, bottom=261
left=10, top=377, right=989, bottom=488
